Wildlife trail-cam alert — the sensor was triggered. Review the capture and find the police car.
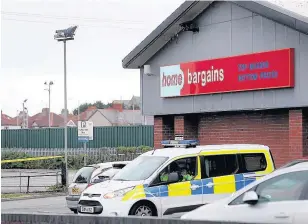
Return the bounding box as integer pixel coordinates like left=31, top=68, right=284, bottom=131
left=77, top=140, right=275, bottom=217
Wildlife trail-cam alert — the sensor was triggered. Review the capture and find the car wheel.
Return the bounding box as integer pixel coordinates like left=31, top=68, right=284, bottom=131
left=130, top=202, right=156, bottom=216
left=70, top=209, right=78, bottom=214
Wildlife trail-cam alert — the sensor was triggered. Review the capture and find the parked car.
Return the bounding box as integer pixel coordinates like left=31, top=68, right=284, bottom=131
left=77, top=141, right=275, bottom=217
left=277, top=159, right=308, bottom=170
left=66, top=161, right=129, bottom=213
left=181, top=160, right=308, bottom=224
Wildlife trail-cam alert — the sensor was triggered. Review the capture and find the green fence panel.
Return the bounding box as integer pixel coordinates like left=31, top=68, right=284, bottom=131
left=1, top=126, right=154, bottom=148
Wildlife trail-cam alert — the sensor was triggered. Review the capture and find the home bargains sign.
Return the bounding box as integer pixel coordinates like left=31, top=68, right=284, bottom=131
left=160, top=48, right=294, bottom=97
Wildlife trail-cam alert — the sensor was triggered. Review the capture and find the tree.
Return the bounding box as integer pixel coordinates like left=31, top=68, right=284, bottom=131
left=128, top=105, right=140, bottom=110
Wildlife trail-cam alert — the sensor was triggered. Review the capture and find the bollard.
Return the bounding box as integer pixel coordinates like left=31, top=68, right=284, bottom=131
left=61, top=162, right=67, bottom=187
left=56, top=171, right=60, bottom=186
left=26, top=176, right=30, bottom=193
left=19, top=171, right=22, bottom=193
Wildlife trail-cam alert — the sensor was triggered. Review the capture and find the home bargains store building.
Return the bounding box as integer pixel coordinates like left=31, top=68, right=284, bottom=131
left=122, top=1, right=308, bottom=167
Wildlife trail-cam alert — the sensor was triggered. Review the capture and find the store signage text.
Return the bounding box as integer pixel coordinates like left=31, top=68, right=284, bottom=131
left=160, top=48, right=294, bottom=97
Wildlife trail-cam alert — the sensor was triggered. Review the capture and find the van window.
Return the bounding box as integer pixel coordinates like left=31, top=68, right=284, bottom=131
left=201, top=155, right=239, bottom=178
left=240, top=153, right=267, bottom=172
left=152, top=156, right=197, bottom=185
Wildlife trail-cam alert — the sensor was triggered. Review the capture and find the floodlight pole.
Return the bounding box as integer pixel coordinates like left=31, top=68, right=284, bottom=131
left=54, top=26, right=77, bottom=190
left=63, top=40, right=68, bottom=189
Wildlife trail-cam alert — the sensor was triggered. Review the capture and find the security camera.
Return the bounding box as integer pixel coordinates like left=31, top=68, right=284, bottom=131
left=179, top=20, right=199, bottom=33
left=144, top=65, right=154, bottom=76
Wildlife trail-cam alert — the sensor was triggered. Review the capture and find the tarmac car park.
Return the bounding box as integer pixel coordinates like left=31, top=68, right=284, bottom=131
left=66, top=161, right=129, bottom=213
left=77, top=140, right=276, bottom=217
left=181, top=160, right=308, bottom=224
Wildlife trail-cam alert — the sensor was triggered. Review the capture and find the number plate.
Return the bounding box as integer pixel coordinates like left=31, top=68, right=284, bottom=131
left=71, top=187, right=80, bottom=195
left=81, top=206, right=94, bottom=213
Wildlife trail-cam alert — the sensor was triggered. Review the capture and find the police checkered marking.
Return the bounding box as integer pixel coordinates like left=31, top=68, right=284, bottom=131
left=168, top=182, right=191, bottom=197
left=235, top=174, right=245, bottom=191
left=159, top=185, right=169, bottom=197
left=191, top=180, right=203, bottom=195
left=122, top=185, right=146, bottom=201
left=123, top=172, right=262, bottom=202
left=213, top=175, right=236, bottom=194
left=243, top=173, right=257, bottom=186
left=144, top=185, right=160, bottom=198
left=201, top=178, right=214, bottom=194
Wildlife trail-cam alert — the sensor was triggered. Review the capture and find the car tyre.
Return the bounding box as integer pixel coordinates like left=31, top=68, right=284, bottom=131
left=129, top=201, right=157, bottom=217
left=70, top=209, right=78, bottom=214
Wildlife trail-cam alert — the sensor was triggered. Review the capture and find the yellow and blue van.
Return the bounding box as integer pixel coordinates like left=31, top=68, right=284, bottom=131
left=78, top=140, right=275, bottom=217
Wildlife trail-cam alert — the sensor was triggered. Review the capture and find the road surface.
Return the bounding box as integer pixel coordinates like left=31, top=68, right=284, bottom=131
left=2, top=196, right=183, bottom=218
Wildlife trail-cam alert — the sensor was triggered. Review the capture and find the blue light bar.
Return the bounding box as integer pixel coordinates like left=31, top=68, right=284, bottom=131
left=161, top=139, right=199, bottom=148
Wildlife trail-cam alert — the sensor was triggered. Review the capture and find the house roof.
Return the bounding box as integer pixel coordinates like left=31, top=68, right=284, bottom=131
left=1, top=112, right=16, bottom=126
left=122, top=0, right=308, bottom=69
left=29, top=112, right=65, bottom=127
left=96, top=109, right=144, bottom=125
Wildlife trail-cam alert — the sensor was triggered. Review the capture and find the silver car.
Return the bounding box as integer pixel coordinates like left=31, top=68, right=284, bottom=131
left=181, top=160, right=308, bottom=223
left=66, top=161, right=129, bottom=213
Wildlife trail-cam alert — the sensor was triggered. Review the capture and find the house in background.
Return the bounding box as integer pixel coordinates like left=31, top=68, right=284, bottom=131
left=113, top=95, right=141, bottom=109
left=78, top=101, right=154, bottom=126
left=28, top=108, right=65, bottom=128
left=2, top=96, right=154, bottom=129
left=1, top=111, right=21, bottom=130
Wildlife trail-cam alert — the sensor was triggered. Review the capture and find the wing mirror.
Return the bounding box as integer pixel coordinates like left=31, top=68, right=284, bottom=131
left=242, top=191, right=259, bottom=205
left=168, top=172, right=180, bottom=183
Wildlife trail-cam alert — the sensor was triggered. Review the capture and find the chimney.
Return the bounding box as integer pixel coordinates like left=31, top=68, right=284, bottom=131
left=112, top=103, right=123, bottom=112
left=42, top=108, right=49, bottom=116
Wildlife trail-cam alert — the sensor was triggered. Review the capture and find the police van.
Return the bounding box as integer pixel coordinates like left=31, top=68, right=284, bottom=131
left=77, top=140, right=275, bottom=217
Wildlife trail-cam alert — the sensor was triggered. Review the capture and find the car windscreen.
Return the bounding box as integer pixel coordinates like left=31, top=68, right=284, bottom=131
left=112, top=163, right=127, bottom=169
left=112, top=156, right=168, bottom=181
left=91, top=168, right=119, bottom=183
left=72, top=166, right=96, bottom=184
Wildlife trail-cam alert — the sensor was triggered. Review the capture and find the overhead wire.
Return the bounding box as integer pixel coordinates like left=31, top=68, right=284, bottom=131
left=1, top=10, right=150, bottom=31
left=1, top=11, right=145, bottom=25
left=1, top=17, right=148, bottom=31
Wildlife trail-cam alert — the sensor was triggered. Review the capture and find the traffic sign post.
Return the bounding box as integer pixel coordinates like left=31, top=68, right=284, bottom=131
left=78, top=121, right=94, bottom=166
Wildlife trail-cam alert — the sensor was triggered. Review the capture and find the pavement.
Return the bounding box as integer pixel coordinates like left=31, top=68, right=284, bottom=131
left=1, top=169, right=77, bottom=193
left=1, top=195, right=71, bottom=214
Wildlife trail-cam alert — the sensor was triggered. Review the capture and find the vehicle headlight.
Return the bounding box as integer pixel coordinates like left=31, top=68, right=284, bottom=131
left=103, top=187, right=134, bottom=199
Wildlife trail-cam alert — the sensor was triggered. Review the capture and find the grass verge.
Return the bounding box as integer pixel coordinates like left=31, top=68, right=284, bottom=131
left=1, top=193, right=31, bottom=199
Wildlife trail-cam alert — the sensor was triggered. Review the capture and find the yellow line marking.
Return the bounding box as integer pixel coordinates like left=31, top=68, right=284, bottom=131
left=1, top=156, right=64, bottom=164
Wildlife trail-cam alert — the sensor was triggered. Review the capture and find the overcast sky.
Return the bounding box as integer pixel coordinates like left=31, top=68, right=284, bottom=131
left=1, top=0, right=308, bottom=117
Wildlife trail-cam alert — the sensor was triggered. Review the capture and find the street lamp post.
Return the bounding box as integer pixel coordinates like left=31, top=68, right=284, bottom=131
left=22, top=99, right=28, bottom=129
left=44, top=81, right=54, bottom=127
left=54, top=26, right=78, bottom=189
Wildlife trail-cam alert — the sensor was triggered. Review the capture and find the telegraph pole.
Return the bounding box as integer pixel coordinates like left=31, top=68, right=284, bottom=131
left=44, top=81, right=54, bottom=127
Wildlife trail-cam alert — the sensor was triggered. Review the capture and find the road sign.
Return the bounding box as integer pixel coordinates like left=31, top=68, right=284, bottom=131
left=78, top=121, right=93, bottom=142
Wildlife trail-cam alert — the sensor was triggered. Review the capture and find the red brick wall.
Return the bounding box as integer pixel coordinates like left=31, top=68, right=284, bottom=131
left=154, top=115, right=174, bottom=149
left=184, top=114, right=199, bottom=139
left=198, top=110, right=290, bottom=167
left=303, top=110, right=308, bottom=157
left=154, top=108, right=308, bottom=167
left=174, top=116, right=184, bottom=136
left=174, top=115, right=199, bottom=139
left=289, top=110, right=304, bottom=161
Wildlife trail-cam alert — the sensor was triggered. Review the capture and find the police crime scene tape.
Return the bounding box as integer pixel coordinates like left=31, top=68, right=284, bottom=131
left=1, top=155, right=64, bottom=164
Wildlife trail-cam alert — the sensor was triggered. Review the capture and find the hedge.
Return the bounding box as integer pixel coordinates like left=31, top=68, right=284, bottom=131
left=1, top=146, right=152, bottom=170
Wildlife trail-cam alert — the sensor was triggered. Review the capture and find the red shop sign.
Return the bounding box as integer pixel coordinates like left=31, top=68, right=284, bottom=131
left=160, top=48, right=294, bottom=97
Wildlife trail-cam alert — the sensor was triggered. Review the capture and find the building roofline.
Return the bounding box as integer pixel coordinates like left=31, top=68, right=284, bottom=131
left=122, top=0, right=308, bottom=69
